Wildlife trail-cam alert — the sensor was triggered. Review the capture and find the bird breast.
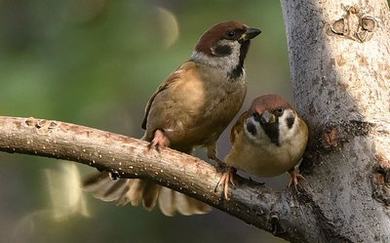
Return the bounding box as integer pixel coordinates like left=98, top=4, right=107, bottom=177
left=159, top=63, right=246, bottom=146
left=226, top=122, right=307, bottom=177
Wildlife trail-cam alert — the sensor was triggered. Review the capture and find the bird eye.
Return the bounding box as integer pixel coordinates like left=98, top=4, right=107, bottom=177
left=226, top=31, right=235, bottom=37
left=275, top=108, right=284, bottom=115
left=252, top=112, right=261, bottom=122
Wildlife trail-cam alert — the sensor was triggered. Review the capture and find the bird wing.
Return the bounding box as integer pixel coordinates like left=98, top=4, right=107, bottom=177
left=230, top=110, right=249, bottom=144
left=141, top=61, right=193, bottom=130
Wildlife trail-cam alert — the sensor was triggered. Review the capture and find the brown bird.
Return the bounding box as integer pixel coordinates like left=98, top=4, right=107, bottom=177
left=83, top=21, right=261, bottom=215
left=218, top=94, right=308, bottom=199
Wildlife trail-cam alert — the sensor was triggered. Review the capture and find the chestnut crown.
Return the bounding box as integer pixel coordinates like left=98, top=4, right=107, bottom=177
left=194, top=21, right=261, bottom=56
left=250, top=94, right=293, bottom=116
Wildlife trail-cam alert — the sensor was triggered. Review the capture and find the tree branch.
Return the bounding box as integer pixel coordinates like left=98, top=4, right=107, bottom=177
left=0, top=116, right=319, bottom=242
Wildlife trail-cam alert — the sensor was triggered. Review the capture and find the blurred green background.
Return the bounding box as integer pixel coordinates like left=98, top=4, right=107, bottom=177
left=0, top=0, right=293, bottom=242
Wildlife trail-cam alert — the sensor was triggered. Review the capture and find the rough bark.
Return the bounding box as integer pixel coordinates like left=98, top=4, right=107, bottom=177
left=281, top=0, right=390, bottom=242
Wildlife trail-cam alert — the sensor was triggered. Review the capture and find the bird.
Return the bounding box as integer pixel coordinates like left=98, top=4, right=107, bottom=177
left=83, top=21, right=261, bottom=216
left=217, top=94, right=308, bottom=199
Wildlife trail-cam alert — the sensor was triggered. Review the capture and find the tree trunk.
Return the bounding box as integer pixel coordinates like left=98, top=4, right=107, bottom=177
left=281, top=0, right=390, bottom=242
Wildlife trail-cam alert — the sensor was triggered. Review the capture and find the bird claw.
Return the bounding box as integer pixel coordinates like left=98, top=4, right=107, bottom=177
left=215, top=167, right=236, bottom=200
left=147, top=129, right=170, bottom=152
left=109, top=171, right=120, bottom=180
left=288, top=169, right=305, bottom=190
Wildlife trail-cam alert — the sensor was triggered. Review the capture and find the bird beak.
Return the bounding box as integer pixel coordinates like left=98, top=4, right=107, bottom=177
left=240, top=27, right=262, bottom=41
left=260, top=111, right=275, bottom=124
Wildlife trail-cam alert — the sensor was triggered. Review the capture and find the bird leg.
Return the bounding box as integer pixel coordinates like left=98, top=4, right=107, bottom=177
left=148, top=129, right=170, bottom=152
left=288, top=167, right=305, bottom=189
left=215, top=166, right=236, bottom=200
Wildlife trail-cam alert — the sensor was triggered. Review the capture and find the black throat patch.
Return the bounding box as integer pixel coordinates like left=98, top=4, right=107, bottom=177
left=229, top=66, right=243, bottom=80
left=228, top=40, right=250, bottom=80
left=260, top=121, right=280, bottom=146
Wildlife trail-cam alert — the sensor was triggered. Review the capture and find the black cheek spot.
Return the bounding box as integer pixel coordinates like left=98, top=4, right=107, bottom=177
left=286, top=117, right=295, bottom=129
left=246, top=122, right=257, bottom=136
left=213, top=45, right=232, bottom=57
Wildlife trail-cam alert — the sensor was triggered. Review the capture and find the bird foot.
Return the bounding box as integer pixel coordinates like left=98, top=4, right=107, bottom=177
left=148, top=129, right=170, bottom=152
left=288, top=169, right=305, bottom=189
left=215, top=167, right=236, bottom=200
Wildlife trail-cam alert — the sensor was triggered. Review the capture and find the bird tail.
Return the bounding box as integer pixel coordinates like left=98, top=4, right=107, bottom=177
left=82, top=172, right=211, bottom=216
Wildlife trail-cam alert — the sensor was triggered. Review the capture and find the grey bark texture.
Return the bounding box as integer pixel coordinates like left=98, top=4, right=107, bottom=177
left=281, top=0, right=390, bottom=242
left=0, top=1, right=389, bottom=242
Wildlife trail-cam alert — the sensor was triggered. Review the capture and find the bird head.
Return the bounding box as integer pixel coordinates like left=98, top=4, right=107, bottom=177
left=244, top=94, right=299, bottom=146
left=191, top=21, right=261, bottom=80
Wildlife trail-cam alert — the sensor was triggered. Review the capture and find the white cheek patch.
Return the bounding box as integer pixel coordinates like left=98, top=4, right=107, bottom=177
left=191, top=40, right=241, bottom=77
left=244, top=117, right=269, bottom=145
left=278, top=109, right=298, bottom=144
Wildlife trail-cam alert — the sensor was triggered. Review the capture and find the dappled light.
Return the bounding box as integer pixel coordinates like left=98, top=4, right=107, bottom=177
left=155, top=6, right=180, bottom=48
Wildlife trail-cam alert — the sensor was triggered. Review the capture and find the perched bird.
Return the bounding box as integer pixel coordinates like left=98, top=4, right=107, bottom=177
left=218, top=94, right=308, bottom=199
left=83, top=21, right=261, bottom=216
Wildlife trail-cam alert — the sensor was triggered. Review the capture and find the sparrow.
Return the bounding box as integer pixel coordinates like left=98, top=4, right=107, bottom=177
left=83, top=21, right=261, bottom=216
left=218, top=94, right=308, bottom=199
